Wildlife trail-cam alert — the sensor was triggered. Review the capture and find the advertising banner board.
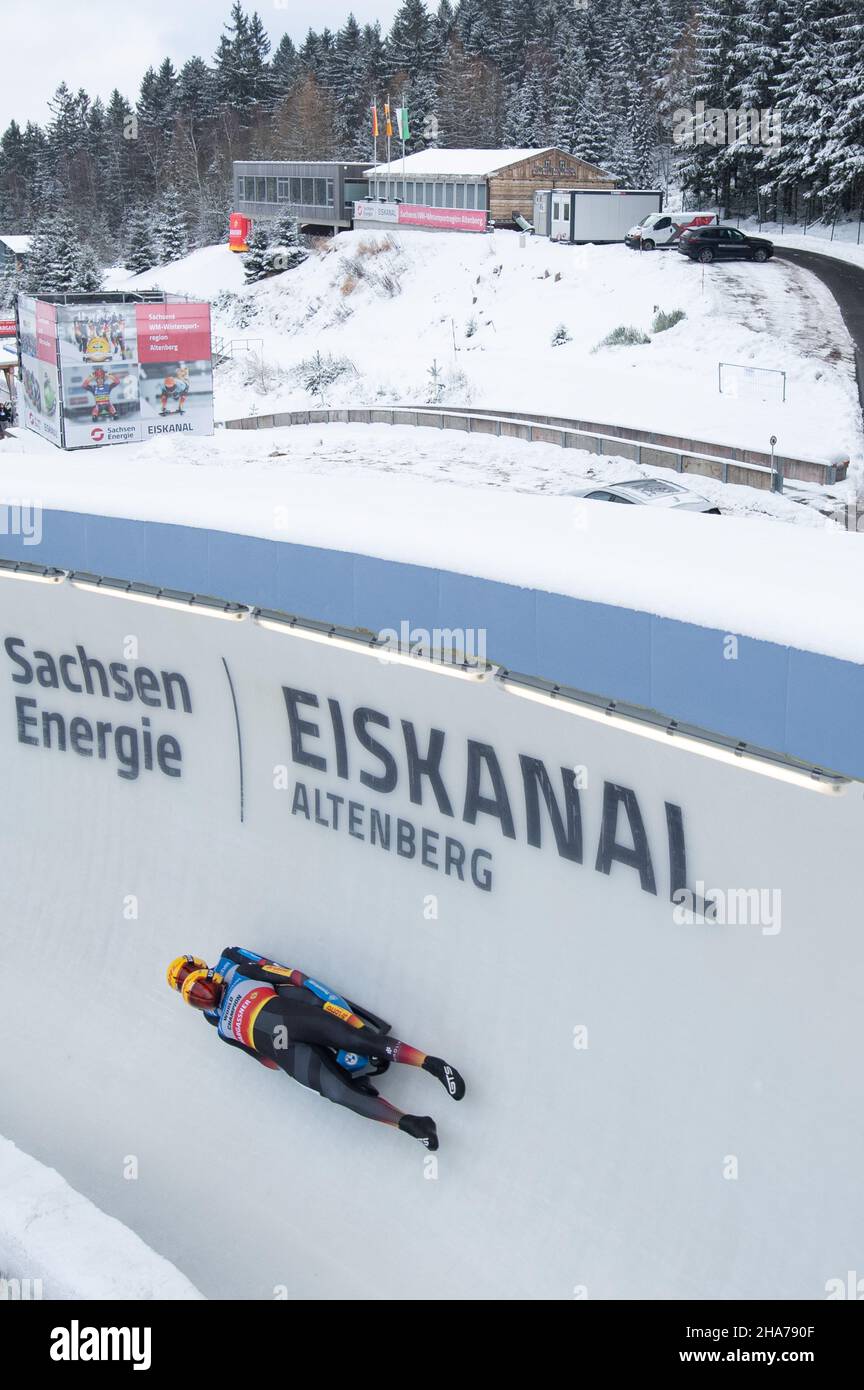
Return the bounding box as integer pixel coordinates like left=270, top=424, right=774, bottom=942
left=354, top=200, right=488, bottom=233
left=19, top=295, right=213, bottom=449
left=16, top=294, right=61, bottom=446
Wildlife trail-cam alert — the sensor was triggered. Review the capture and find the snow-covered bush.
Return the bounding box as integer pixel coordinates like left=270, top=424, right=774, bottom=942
left=291, top=350, right=357, bottom=403
left=356, top=235, right=398, bottom=257
left=651, top=308, right=686, bottom=333
left=338, top=237, right=402, bottom=299
left=210, top=290, right=256, bottom=330
left=244, top=352, right=289, bottom=393
left=593, top=325, right=651, bottom=351
left=443, top=367, right=473, bottom=403
left=551, top=323, right=571, bottom=347
left=376, top=268, right=401, bottom=298
left=464, top=317, right=478, bottom=338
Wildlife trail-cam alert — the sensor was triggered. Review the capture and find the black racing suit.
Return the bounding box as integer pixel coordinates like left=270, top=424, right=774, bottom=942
left=206, top=947, right=426, bottom=1127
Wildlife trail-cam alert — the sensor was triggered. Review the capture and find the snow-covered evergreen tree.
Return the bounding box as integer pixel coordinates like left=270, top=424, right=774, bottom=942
left=549, top=25, right=590, bottom=153
left=125, top=207, right=159, bottom=274
left=0, top=0, right=859, bottom=231
left=24, top=211, right=100, bottom=293
left=243, top=220, right=272, bottom=283
left=504, top=64, right=549, bottom=146
left=158, top=187, right=189, bottom=262
left=572, top=77, right=612, bottom=168
left=388, top=0, right=441, bottom=78
left=332, top=14, right=368, bottom=155
left=268, top=209, right=309, bottom=271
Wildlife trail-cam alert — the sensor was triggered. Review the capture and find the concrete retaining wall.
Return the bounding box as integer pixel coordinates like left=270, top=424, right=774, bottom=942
left=224, top=405, right=837, bottom=490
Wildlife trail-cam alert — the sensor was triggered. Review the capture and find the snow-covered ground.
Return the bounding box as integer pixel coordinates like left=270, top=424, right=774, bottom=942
left=106, top=231, right=863, bottom=475
left=740, top=216, right=864, bottom=269
left=0, top=1134, right=202, bottom=1299
left=0, top=416, right=836, bottom=530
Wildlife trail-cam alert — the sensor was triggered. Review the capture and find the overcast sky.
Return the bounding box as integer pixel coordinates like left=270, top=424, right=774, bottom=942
left=8, top=0, right=404, bottom=125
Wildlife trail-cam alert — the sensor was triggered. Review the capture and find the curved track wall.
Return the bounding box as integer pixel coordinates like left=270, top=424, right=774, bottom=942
left=1, top=509, right=862, bottom=779
left=0, top=572, right=861, bottom=1300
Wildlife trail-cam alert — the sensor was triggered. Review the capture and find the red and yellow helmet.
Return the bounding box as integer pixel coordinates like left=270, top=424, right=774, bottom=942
left=181, top=969, right=223, bottom=1011
left=167, top=955, right=224, bottom=1010
left=167, top=954, right=207, bottom=993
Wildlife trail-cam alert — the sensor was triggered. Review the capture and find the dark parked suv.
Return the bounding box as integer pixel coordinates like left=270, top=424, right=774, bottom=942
left=678, top=226, right=773, bottom=263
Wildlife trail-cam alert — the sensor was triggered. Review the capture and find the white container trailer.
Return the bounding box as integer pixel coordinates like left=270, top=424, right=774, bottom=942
left=549, top=189, right=663, bottom=243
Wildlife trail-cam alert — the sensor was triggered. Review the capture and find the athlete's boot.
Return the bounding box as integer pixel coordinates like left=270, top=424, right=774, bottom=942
left=398, top=1114, right=439, bottom=1151
left=422, top=1057, right=466, bottom=1100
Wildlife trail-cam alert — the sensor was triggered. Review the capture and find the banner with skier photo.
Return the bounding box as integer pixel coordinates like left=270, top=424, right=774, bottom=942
left=56, top=303, right=143, bottom=448
left=135, top=301, right=214, bottom=439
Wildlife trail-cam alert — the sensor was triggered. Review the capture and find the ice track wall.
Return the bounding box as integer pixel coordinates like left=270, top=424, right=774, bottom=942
left=0, top=571, right=862, bottom=1300
left=1, top=509, right=863, bottom=779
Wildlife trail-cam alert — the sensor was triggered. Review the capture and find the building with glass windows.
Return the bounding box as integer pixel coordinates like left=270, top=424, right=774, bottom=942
left=233, top=161, right=370, bottom=232
left=233, top=150, right=616, bottom=237
left=362, top=148, right=616, bottom=227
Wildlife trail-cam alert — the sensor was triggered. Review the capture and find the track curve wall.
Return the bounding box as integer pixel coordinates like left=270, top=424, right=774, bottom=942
left=0, top=569, right=862, bottom=1300
left=1, top=510, right=863, bottom=779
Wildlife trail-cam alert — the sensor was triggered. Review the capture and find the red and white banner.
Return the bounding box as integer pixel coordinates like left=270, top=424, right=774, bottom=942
left=398, top=203, right=487, bottom=232
left=35, top=301, right=57, bottom=364
left=354, top=200, right=487, bottom=233
left=136, top=302, right=212, bottom=364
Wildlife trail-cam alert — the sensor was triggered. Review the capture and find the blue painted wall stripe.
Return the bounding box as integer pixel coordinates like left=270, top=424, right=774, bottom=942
left=1, top=508, right=860, bottom=778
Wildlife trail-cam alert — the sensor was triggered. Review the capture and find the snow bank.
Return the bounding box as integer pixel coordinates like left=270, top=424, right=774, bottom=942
left=104, top=243, right=247, bottom=298
left=0, top=1134, right=203, bottom=1299
left=1, top=422, right=862, bottom=664
left=739, top=219, right=864, bottom=270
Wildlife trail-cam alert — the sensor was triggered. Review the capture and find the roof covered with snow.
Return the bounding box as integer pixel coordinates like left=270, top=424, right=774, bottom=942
left=364, top=148, right=557, bottom=178
left=0, top=234, right=31, bottom=254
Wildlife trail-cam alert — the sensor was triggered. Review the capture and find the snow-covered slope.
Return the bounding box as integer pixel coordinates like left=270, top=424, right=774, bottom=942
left=108, top=231, right=862, bottom=468
left=104, top=243, right=248, bottom=299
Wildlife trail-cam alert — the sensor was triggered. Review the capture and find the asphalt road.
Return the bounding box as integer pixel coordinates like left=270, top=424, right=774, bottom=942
left=774, top=246, right=864, bottom=415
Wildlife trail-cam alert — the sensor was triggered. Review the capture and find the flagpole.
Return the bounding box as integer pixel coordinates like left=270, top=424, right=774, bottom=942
left=386, top=95, right=391, bottom=189
left=402, top=87, right=406, bottom=181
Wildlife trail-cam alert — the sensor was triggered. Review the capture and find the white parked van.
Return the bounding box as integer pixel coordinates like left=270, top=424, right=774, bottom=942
left=624, top=211, right=718, bottom=249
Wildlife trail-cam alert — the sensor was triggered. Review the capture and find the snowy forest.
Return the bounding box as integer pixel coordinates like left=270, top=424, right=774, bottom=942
left=1, top=0, right=862, bottom=279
